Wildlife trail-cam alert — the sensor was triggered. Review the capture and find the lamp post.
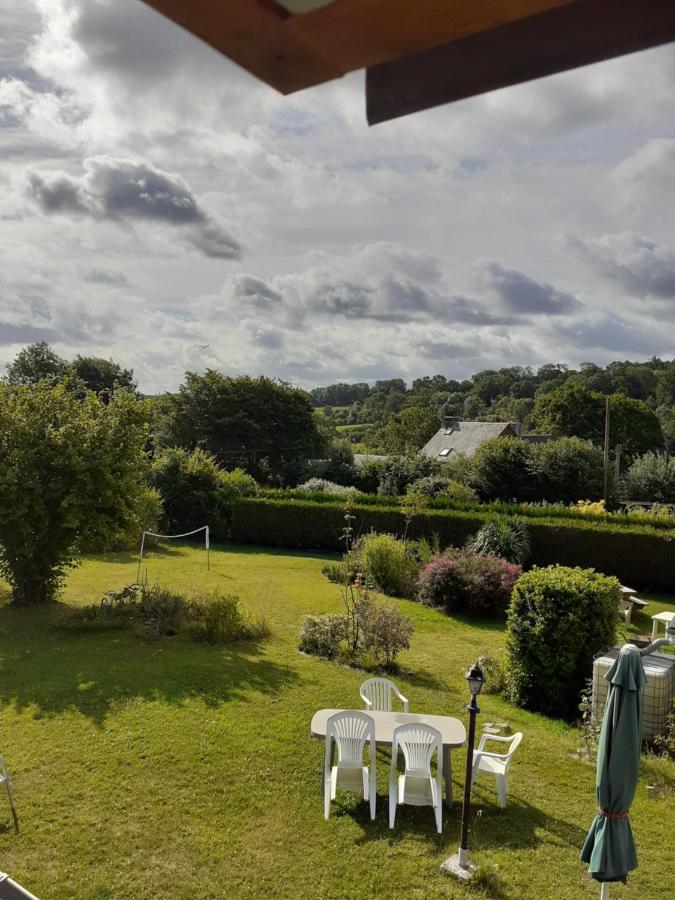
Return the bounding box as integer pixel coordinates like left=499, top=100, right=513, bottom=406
left=441, top=659, right=485, bottom=880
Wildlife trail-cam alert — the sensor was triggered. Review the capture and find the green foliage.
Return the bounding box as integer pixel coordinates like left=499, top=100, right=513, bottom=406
left=353, top=533, right=418, bottom=596
left=621, top=452, right=675, bottom=502
left=415, top=550, right=522, bottom=617
left=298, top=614, right=348, bottom=659
left=105, top=487, right=164, bottom=552
left=506, top=566, right=619, bottom=718
left=532, top=382, right=664, bottom=452
left=0, top=382, right=149, bottom=604
left=150, top=448, right=229, bottom=539
left=216, top=468, right=259, bottom=506
left=472, top=515, right=531, bottom=565
left=470, top=437, right=535, bottom=502
left=160, top=370, right=324, bottom=482
left=407, top=475, right=478, bottom=502
left=296, top=478, right=357, bottom=496
left=69, top=584, right=263, bottom=643
left=528, top=437, right=603, bottom=503
left=653, top=700, right=675, bottom=759
left=231, top=497, right=675, bottom=590
left=377, top=454, right=438, bottom=496
left=360, top=602, right=414, bottom=667
left=4, top=341, right=68, bottom=386
left=322, top=439, right=357, bottom=485
left=378, top=405, right=440, bottom=454
left=71, top=355, right=136, bottom=399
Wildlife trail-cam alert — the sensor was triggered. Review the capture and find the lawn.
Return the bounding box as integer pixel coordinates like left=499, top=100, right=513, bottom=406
left=0, top=545, right=673, bottom=899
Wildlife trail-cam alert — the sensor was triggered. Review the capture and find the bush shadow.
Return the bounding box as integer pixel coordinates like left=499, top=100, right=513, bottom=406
left=0, top=606, right=299, bottom=727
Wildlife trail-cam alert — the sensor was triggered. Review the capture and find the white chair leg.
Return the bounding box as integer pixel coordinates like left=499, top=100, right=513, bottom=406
left=389, top=781, right=397, bottom=829
left=497, top=774, right=507, bottom=809
left=324, top=772, right=332, bottom=820
left=362, top=767, right=369, bottom=802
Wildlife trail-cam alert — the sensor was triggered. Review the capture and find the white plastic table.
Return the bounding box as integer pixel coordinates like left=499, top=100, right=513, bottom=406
left=651, top=610, right=675, bottom=640
left=310, top=708, right=466, bottom=808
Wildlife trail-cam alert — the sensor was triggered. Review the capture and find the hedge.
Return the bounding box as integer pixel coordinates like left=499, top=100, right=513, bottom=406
left=231, top=498, right=675, bottom=591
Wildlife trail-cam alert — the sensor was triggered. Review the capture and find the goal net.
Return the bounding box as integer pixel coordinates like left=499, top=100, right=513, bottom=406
left=136, top=525, right=210, bottom=582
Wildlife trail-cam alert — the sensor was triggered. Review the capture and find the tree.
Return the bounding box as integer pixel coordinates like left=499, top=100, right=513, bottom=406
left=5, top=341, right=67, bottom=386
left=529, top=437, right=604, bottom=502
left=607, top=394, right=663, bottom=453
left=469, top=437, right=535, bottom=502
left=531, top=382, right=604, bottom=442
left=71, top=355, right=136, bottom=400
left=0, top=381, right=149, bottom=604
left=163, top=371, right=324, bottom=482
left=379, top=406, right=439, bottom=454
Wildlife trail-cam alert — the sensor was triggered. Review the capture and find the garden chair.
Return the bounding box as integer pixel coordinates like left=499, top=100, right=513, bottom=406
left=323, top=711, right=376, bottom=821
left=0, top=755, right=16, bottom=825
left=360, top=677, right=409, bottom=712
left=471, top=732, right=523, bottom=809
left=389, top=723, right=443, bottom=833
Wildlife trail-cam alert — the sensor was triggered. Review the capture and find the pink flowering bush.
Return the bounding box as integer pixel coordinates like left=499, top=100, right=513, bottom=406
left=416, top=549, right=521, bottom=617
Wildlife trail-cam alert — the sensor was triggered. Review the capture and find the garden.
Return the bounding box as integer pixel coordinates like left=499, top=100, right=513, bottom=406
left=0, top=543, right=672, bottom=899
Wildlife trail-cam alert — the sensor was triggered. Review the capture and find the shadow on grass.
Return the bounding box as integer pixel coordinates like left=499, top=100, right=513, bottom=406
left=0, top=605, right=299, bottom=727
left=469, top=796, right=587, bottom=852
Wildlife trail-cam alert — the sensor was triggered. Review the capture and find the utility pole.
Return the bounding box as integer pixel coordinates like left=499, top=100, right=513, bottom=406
left=614, top=443, right=622, bottom=486
left=603, top=397, right=610, bottom=504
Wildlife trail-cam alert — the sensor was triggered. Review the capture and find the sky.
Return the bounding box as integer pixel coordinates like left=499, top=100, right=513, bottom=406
left=1, top=1, right=674, bottom=394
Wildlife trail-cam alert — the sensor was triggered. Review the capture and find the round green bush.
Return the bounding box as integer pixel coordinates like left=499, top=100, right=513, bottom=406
left=506, top=565, right=619, bottom=718
left=354, top=533, right=418, bottom=597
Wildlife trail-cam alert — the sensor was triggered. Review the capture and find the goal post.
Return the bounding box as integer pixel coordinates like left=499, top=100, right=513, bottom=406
left=136, top=525, right=210, bottom=582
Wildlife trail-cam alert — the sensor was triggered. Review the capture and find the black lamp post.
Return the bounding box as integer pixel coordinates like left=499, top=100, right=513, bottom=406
left=441, top=659, right=485, bottom=880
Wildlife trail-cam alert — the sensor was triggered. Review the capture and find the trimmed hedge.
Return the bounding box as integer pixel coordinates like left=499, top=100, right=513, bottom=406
left=231, top=498, right=675, bottom=591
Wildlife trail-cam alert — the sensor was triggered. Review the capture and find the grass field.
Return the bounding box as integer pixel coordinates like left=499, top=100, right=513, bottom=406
left=0, top=545, right=673, bottom=899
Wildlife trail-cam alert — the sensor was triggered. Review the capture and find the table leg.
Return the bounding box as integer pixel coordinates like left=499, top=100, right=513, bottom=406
left=651, top=619, right=658, bottom=640
left=443, top=747, right=452, bottom=809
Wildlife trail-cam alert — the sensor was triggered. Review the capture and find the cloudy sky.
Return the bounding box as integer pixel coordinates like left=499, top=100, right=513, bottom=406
left=1, top=1, right=674, bottom=393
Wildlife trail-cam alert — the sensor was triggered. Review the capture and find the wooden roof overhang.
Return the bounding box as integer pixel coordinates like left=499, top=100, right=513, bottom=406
left=142, top=0, right=675, bottom=122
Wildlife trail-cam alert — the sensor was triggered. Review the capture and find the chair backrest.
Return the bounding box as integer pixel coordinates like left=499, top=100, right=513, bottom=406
left=504, top=732, right=523, bottom=762
left=360, top=677, right=399, bottom=711
left=326, top=711, right=374, bottom=766
left=392, top=723, right=441, bottom=777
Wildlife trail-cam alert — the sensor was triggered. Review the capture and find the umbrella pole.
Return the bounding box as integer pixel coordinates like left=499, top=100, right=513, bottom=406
left=600, top=883, right=609, bottom=899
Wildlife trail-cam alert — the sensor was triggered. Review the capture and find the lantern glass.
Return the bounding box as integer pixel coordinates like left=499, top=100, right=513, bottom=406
left=465, top=662, right=485, bottom=696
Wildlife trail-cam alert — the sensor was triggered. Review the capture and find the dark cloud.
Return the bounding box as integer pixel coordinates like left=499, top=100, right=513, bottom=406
left=84, top=269, right=129, bottom=286
left=569, top=232, right=675, bottom=299
left=416, top=339, right=478, bottom=359
left=484, top=262, right=580, bottom=315
left=233, top=275, right=282, bottom=307
left=554, top=313, right=666, bottom=354
left=27, top=157, right=241, bottom=259
left=311, top=281, right=373, bottom=317
left=0, top=322, right=60, bottom=346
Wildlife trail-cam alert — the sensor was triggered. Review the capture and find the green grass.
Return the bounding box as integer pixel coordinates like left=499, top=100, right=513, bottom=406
left=0, top=545, right=673, bottom=899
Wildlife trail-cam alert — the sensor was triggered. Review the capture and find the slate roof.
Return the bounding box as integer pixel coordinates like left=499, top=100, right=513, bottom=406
left=421, top=421, right=518, bottom=460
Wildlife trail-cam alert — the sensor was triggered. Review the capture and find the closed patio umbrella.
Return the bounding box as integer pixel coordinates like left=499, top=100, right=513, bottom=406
left=580, top=643, right=645, bottom=898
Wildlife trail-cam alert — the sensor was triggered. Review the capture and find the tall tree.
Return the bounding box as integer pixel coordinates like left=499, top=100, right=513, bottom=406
left=163, top=371, right=324, bottom=481
left=0, top=381, right=149, bottom=604
left=71, top=355, right=136, bottom=400
left=379, top=406, right=440, bottom=454
left=5, top=341, right=67, bottom=386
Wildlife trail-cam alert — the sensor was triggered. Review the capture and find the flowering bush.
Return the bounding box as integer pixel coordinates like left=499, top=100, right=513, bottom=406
left=416, top=549, right=521, bottom=617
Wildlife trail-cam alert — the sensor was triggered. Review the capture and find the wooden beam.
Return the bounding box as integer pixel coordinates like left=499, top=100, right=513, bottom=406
left=141, top=0, right=342, bottom=94
left=366, top=0, right=675, bottom=124
left=286, top=0, right=579, bottom=72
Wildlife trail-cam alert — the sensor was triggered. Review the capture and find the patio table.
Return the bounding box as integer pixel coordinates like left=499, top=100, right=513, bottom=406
left=651, top=610, right=675, bottom=640
left=310, top=708, right=466, bottom=809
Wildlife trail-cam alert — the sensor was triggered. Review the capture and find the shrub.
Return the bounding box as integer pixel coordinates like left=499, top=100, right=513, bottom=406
left=529, top=437, right=603, bottom=503
left=354, top=533, right=418, bottom=596
left=323, top=440, right=357, bottom=486
left=478, top=652, right=507, bottom=695
left=572, top=499, right=607, bottom=516
left=361, top=603, right=414, bottom=667
left=621, top=452, right=675, bottom=503
left=150, top=448, right=228, bottom=539
left=470, top=437, right=535, bottom=503
left=183, top=591, right=264, bottom=643
left=296, top=478, right=357, bottom=496
left=408, top=476, right=478, bottom=503
left=377, top=454, right=438, bottom=496
left=107, top=488, right=164, bottom=552
left=506, top=566, right=619, bottom=718
left=217, top=468, right=258, bottom=504
left=416, top=550, right=521, bottom=617
left=298, top=614, right=348, bottom=659
left=472, top=515, right=531, bottom=565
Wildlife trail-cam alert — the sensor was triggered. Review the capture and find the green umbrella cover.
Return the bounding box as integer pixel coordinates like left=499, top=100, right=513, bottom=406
left=581, top=643, right=645, bottom=885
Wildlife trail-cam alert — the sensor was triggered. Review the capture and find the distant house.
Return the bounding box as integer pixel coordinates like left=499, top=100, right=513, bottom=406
left=422, top=417, right=551, bottom=461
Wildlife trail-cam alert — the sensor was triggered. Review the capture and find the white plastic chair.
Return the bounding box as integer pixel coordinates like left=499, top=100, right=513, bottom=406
left=324, top=711, right=376, bottom=820
left=471, top=732, right=523, bottom=809
left=0, top=755, right=16, bottom=824
left=389, top=723, right=443, bottom=833
left=360, top=677, right=409, bottom=712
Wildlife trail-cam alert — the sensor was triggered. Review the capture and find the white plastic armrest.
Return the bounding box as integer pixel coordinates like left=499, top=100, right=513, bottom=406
left=474, top=749, right=511, bottom=762
left=399, top=694, right=409, bottom=712
left=361, top=692, right=373, bottom=709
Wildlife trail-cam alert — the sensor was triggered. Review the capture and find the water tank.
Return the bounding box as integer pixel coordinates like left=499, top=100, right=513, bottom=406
left=592, top=647, right=674, bottom=740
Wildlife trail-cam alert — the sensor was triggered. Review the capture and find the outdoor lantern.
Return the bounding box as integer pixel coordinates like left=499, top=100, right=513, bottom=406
left=441, top=659, right=486, bottom=881
left=466, top=662, right=485, bottom=698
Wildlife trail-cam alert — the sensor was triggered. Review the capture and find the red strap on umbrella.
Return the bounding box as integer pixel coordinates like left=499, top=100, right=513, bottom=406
left=597, top=807, right=629, bottom=819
